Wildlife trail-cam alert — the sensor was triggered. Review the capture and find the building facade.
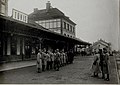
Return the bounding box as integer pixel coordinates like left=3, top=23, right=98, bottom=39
left=91, top=39, right=111, bottom=52
left=29, top=1, right=76, bottom=38
left=0, top=15, right=90, bottom=63
left=12, top=9, right=28, bottom=23
left=0, top=1, right=91, bottom=63
left=0, top=0, right=8, bottom=16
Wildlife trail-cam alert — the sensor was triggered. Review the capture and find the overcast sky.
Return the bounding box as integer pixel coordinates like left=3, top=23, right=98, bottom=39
left=8, top=0, right=119, bottom=50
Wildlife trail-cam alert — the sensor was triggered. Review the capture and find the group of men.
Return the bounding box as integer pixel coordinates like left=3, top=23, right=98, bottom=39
left=36, top=48, right=74, bottom=73
left=91, top=48, right=110, bottom=81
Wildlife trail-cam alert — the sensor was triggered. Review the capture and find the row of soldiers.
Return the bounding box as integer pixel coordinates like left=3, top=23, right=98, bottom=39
left=36, top=48, right=74, bottom=73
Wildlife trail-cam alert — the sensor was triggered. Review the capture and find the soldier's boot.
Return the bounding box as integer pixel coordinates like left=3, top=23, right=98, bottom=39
left=102, top=73, right=105, bottom=79
left=105, top=74, right=109, bottom=81
left=56, top=67, right=59, bottom=71
left=37, top=68, right=40, bottom=73
left=42, top=65, right=45, bottom=71
left=95, top=73, right=98, bottom=77
left=91, top=72, right=96, bottom=77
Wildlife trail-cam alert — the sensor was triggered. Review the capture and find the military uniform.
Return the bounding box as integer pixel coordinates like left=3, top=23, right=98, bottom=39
left=54, top=51, right=60, bottom=71
left=42, top=52, right=47, bottom=71
left=36, top=52, right=42, bottom=73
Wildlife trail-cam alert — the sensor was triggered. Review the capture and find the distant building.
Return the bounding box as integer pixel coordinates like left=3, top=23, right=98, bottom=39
left=0, top=0, right=8, bottom=16
left=12, top=9, right=28, bottom=23
left=92, top=39, right=111, bottom=52
left=29, top=1, right=76, bottom=38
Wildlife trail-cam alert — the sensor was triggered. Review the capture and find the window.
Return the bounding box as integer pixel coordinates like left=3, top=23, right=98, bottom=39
left=64, top=22, right=66, bottom=29
left=69, top=25, right=71, bottom=31
left=24, top=16, right=26, bottom=22
left=56, top=19, right=60, bottom=22
left=57, top=22, right=61, bottom=27
left=1, top=4, right=5, bottom=14
left=46, top=22, right=50, bottom=28
left=45, top=20, right=48, bottom=23
left=53, top=22, right=57, bottom=28
left=53, top=19, right=56, bottom=22
left=67, top=24, right=69, bottom=30
left=50, top=22, right=53, bottom=28
left=72, top=27, right=73, bottom=32
left=64, top=34, right=66, bottom=36
left=49, top=20, right=53, bottom=22
left=62, top=22, right=64, bottom=28
left=70, top=26, right=72, bottom=32
left=14, top=12, right=16, bottom=18
left=23, top=15, right=24, bottom=21
left=17, top=13, right=19, bottom=19
left=39, top=21, right=41, bottom=23
left=20, top=14, right=22, bottom=20
left=39, top=23, right=42, bottom=26
left=73, top=27, right=75, bottom=33
left=42, top=23, right=46, bottom=28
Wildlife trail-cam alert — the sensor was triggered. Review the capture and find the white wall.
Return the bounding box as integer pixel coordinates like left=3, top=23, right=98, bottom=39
left=12, top=9, right=28, bottom=23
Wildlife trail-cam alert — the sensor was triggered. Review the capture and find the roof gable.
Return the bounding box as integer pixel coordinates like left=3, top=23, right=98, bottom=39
left=28, top=8, right=76, bottom=25
left=99, top=39, right=110, bottom=45
left=92, top=39, right=110, bottom=48
left=29, top=8, right=64, bottom=20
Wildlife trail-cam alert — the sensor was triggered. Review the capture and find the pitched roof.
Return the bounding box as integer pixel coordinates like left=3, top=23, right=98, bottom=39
left=92, top=39, right=110, bottom=47
left=0, top=15, right=90, bottom=45
left=28, top=8, right=76, bottom=25
left=99, top=39, right=110, bottom=45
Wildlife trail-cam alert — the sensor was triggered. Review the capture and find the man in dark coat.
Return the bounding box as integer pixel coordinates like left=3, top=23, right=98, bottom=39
left=54, top=49, right=60, bottom=71
left=102, top=48, right=110, bottom=81
left=99, top=49, right=104, bottom=79
left=68, top=49, right=74, bottom=64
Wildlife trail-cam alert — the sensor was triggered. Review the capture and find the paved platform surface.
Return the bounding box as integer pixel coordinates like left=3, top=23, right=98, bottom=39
left=0, top=55, right=118, bottom=84
left=0, top=60, right=36, bottom=72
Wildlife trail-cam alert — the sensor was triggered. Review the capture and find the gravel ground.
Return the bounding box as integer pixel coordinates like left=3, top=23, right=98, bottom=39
left=0, top=55, right=118, bottom=84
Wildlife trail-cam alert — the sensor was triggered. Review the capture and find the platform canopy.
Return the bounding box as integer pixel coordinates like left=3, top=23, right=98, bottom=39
left=0, top=15, right=91, bottom=46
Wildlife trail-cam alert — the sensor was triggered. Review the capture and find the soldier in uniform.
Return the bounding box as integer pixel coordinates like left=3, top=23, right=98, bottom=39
left=68, top=49, right=74, bottom=64
left=36, top=49, right=42, bottom=73
left=99, top=49, right=104, bottom=79
left=54, top=49, right=60, bottom=71
left=60, top=50, right=64, bottom=66
left=46, top=50, right=51, bottom=70
left=48, top=49, right=54, bottom=69
left=65, top=52, right=68, bottom=64
left=42, top=48, right=47, bottom=71
left=102, top=48, right=110, bottom=81
left=91, top=50, right=101, bottom=77
left=61, top=49, right=66, bottom=66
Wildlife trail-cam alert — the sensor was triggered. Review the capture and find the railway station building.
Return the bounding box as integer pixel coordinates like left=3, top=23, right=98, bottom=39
left=0, top=1, right=91, bottom=63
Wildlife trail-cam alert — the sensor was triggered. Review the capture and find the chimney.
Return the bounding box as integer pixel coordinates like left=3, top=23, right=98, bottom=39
left=46, top=1, right=51, bottom=11
left=34, top=8, right=38, bottom=12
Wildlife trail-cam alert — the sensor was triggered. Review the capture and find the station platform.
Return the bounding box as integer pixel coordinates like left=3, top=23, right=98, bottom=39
left=0, top=60, right=36, bottom=72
